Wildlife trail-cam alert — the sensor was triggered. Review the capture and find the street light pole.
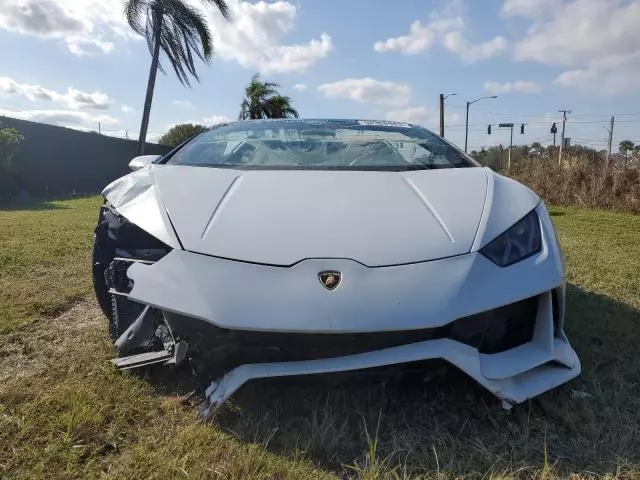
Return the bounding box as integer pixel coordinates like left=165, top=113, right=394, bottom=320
left=439, top=92, right=456, bottom=138
left=464, top=95, right=498, bottom=153
left=465, top=101, right=470, bottom=152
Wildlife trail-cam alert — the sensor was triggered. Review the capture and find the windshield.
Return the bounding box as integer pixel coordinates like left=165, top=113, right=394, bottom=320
left=163, top=119, right=477, bottom=171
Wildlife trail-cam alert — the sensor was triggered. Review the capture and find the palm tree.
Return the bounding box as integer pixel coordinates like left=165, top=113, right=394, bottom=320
left=125, top=0, right=231, bottom=155
left=239, top=74, right=299, bottom=120
left=619, top=140, right=635, bottom=157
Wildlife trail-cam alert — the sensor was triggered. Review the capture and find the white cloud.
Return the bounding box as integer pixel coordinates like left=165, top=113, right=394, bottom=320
left=385, top=106, right=460, bottom=130
left=121, top=104, right=133, bottom=113
left=0, top=76, right=112, bottom=109
left=0, top=0, right=132, bottom=55
left=501, top=0, right=555, bottom=18
left=385, top=106, right=434, bottom=125
left=483, top=80, right=541, bottom=94
left=0, top=0, right=332, bottom=71
left=374, top=21, right=437, bottom=55
left=511, top=0, right=640, bottom=93
left=199, top=0, right=332, bottom=74
left=373, top=3, right=506, bottom=62
left=172, top=100, right=195, bottom=109
left=201, top=115, right=230, bottom=125
left=443, top=32, right=507, bottom=63
left=147, top=131, right=164, bottom=144
left=553, top=51, right=640, bottom=94
left=292, top=83, right=307, bottom=92
left=318, top=78, right=411, bottom=107
left=0, top=107, right=119, bottom=130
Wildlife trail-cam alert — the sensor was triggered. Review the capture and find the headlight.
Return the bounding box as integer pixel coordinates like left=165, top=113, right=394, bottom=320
left=480, top=209, right=542, bottom=267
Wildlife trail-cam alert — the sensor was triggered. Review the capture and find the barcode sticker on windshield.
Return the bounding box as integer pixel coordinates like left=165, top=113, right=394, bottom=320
left=357, top=120, right=411, bottom=128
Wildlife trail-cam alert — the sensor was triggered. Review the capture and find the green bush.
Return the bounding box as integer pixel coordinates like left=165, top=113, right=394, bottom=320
left=158, top=123, right=207, bottom=148
left=0, top=128, right=23, bottom=202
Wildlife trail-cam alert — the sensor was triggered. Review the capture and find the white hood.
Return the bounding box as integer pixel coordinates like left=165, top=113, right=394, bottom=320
left=142, top=165, right=489, bottom=267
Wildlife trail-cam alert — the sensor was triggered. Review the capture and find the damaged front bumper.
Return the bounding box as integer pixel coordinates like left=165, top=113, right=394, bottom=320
left=202, top=330, right=579, bottom=415
left=108, top=244, right=580, bottom=413
left=194, top=288, right=580, bottom=414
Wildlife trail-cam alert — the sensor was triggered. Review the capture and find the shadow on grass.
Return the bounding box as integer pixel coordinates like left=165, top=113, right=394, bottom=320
left=143, top=284, right=640, bottom=477
left=0, top=199, right=69, bottom=211
left=0, top=193, right=99, bottom=211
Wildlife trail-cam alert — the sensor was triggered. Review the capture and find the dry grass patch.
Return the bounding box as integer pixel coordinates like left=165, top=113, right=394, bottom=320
left=509, top=158, right=640, bottom=213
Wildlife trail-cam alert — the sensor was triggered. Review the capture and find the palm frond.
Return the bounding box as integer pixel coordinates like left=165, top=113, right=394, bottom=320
left=239, top=99, right=250, bottom=120
left=125, top=0, right=229, bottom=87
left=239, top=75, right=299, bottom=119
left=266, top=95, right=299, bottom=119
left=201, top=0, right=231, bottom=20
left=124, top=0, right=148, bottom=36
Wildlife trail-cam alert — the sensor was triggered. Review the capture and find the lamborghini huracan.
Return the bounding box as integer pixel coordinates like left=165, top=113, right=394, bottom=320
left=93, top=118, right=580, bottom=412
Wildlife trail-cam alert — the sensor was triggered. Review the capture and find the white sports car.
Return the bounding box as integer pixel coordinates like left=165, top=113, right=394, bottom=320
left=93, top=118, right=581, bottom=412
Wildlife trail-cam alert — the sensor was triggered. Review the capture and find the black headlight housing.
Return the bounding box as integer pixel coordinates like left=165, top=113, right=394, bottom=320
left=480, top=209, right=542, bottom=267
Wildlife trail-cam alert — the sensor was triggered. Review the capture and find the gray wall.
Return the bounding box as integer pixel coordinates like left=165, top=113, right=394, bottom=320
left=4, top=117, right=171, bottom=197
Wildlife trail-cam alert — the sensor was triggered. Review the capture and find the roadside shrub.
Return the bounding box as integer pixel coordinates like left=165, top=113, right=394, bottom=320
left=0, top=127, right=24, bottom=202
left=158, top=123, right=207, bottom=148
left=507, top=156, right=640, bottom=213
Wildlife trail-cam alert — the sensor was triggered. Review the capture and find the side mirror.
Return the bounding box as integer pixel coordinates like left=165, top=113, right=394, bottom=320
left=129, top=155, right=161, bottom=172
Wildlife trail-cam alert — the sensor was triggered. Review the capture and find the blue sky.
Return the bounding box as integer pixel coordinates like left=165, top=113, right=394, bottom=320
left=0, top=0, right=639, bottom=151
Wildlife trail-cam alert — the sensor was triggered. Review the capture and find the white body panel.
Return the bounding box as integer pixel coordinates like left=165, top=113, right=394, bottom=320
left=126, top=201, right=561, bottom=333
left=104, top=164, right=539, bottom=267
left=150, top=165, right=490, bottom=266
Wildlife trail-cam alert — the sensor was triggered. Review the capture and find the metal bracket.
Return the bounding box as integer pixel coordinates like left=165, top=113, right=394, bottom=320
left=111, top=350, right=173, bottom=370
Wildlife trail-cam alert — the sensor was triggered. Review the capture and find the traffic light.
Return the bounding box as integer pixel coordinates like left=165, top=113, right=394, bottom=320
left=520, top=124, right=525, bottom=134
left=551, top=122, right=557, bottom=134
left=487, top=124, right=491, bottom=134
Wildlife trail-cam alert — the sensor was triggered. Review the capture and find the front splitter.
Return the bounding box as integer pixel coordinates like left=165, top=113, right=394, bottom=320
left=200, top=334, right=580, bottom=417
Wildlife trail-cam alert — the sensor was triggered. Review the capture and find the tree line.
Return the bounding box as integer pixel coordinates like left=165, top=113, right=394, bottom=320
left=471, top=141, right=639, bottom=171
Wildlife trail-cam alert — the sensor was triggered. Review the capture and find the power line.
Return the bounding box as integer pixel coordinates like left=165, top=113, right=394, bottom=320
left=446, top=104, right=640, bottom=119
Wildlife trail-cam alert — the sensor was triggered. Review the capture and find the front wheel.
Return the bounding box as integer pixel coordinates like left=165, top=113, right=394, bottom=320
left=92, top=219, right=145, bottom=342
left=92, top=222, right=114, bottom=322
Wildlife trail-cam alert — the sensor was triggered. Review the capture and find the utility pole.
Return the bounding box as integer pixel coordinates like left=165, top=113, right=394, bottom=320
left=98, top=122, right=101, bottom=134
left=606, top=116, right=615, bottom=168
left=465, top=102, right=470, bottom=152
left=499, top=123, right=514, bottom=172
left=439, top=92, right=456, bottom=138
left=558, top=109, right=571, bottom=165
left=440, top=94, right=445, bottom=138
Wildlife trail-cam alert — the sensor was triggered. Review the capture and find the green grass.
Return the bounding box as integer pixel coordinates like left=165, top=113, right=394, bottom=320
left=1, top=198, right=639, bottom=479
left=0, top=196, right=101, bottom=333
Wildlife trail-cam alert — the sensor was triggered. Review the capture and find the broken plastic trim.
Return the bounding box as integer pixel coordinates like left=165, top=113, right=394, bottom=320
left=193, top=290, right=580, bottom=417
left=111, top=307, right=190, bottom=369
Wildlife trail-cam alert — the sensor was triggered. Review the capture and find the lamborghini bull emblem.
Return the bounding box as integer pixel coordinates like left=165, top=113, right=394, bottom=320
left=318, top=271, right=342, bottom=291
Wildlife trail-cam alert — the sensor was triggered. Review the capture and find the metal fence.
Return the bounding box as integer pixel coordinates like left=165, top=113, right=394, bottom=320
left=3, top=117, right=170, bottom=197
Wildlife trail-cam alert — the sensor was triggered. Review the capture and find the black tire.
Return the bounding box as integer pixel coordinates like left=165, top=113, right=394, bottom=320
left=110, top=295, right=145, bottom=343
left=92, top=222, right=114, bottom=322
left=92, top=220, right=147, bottom=343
